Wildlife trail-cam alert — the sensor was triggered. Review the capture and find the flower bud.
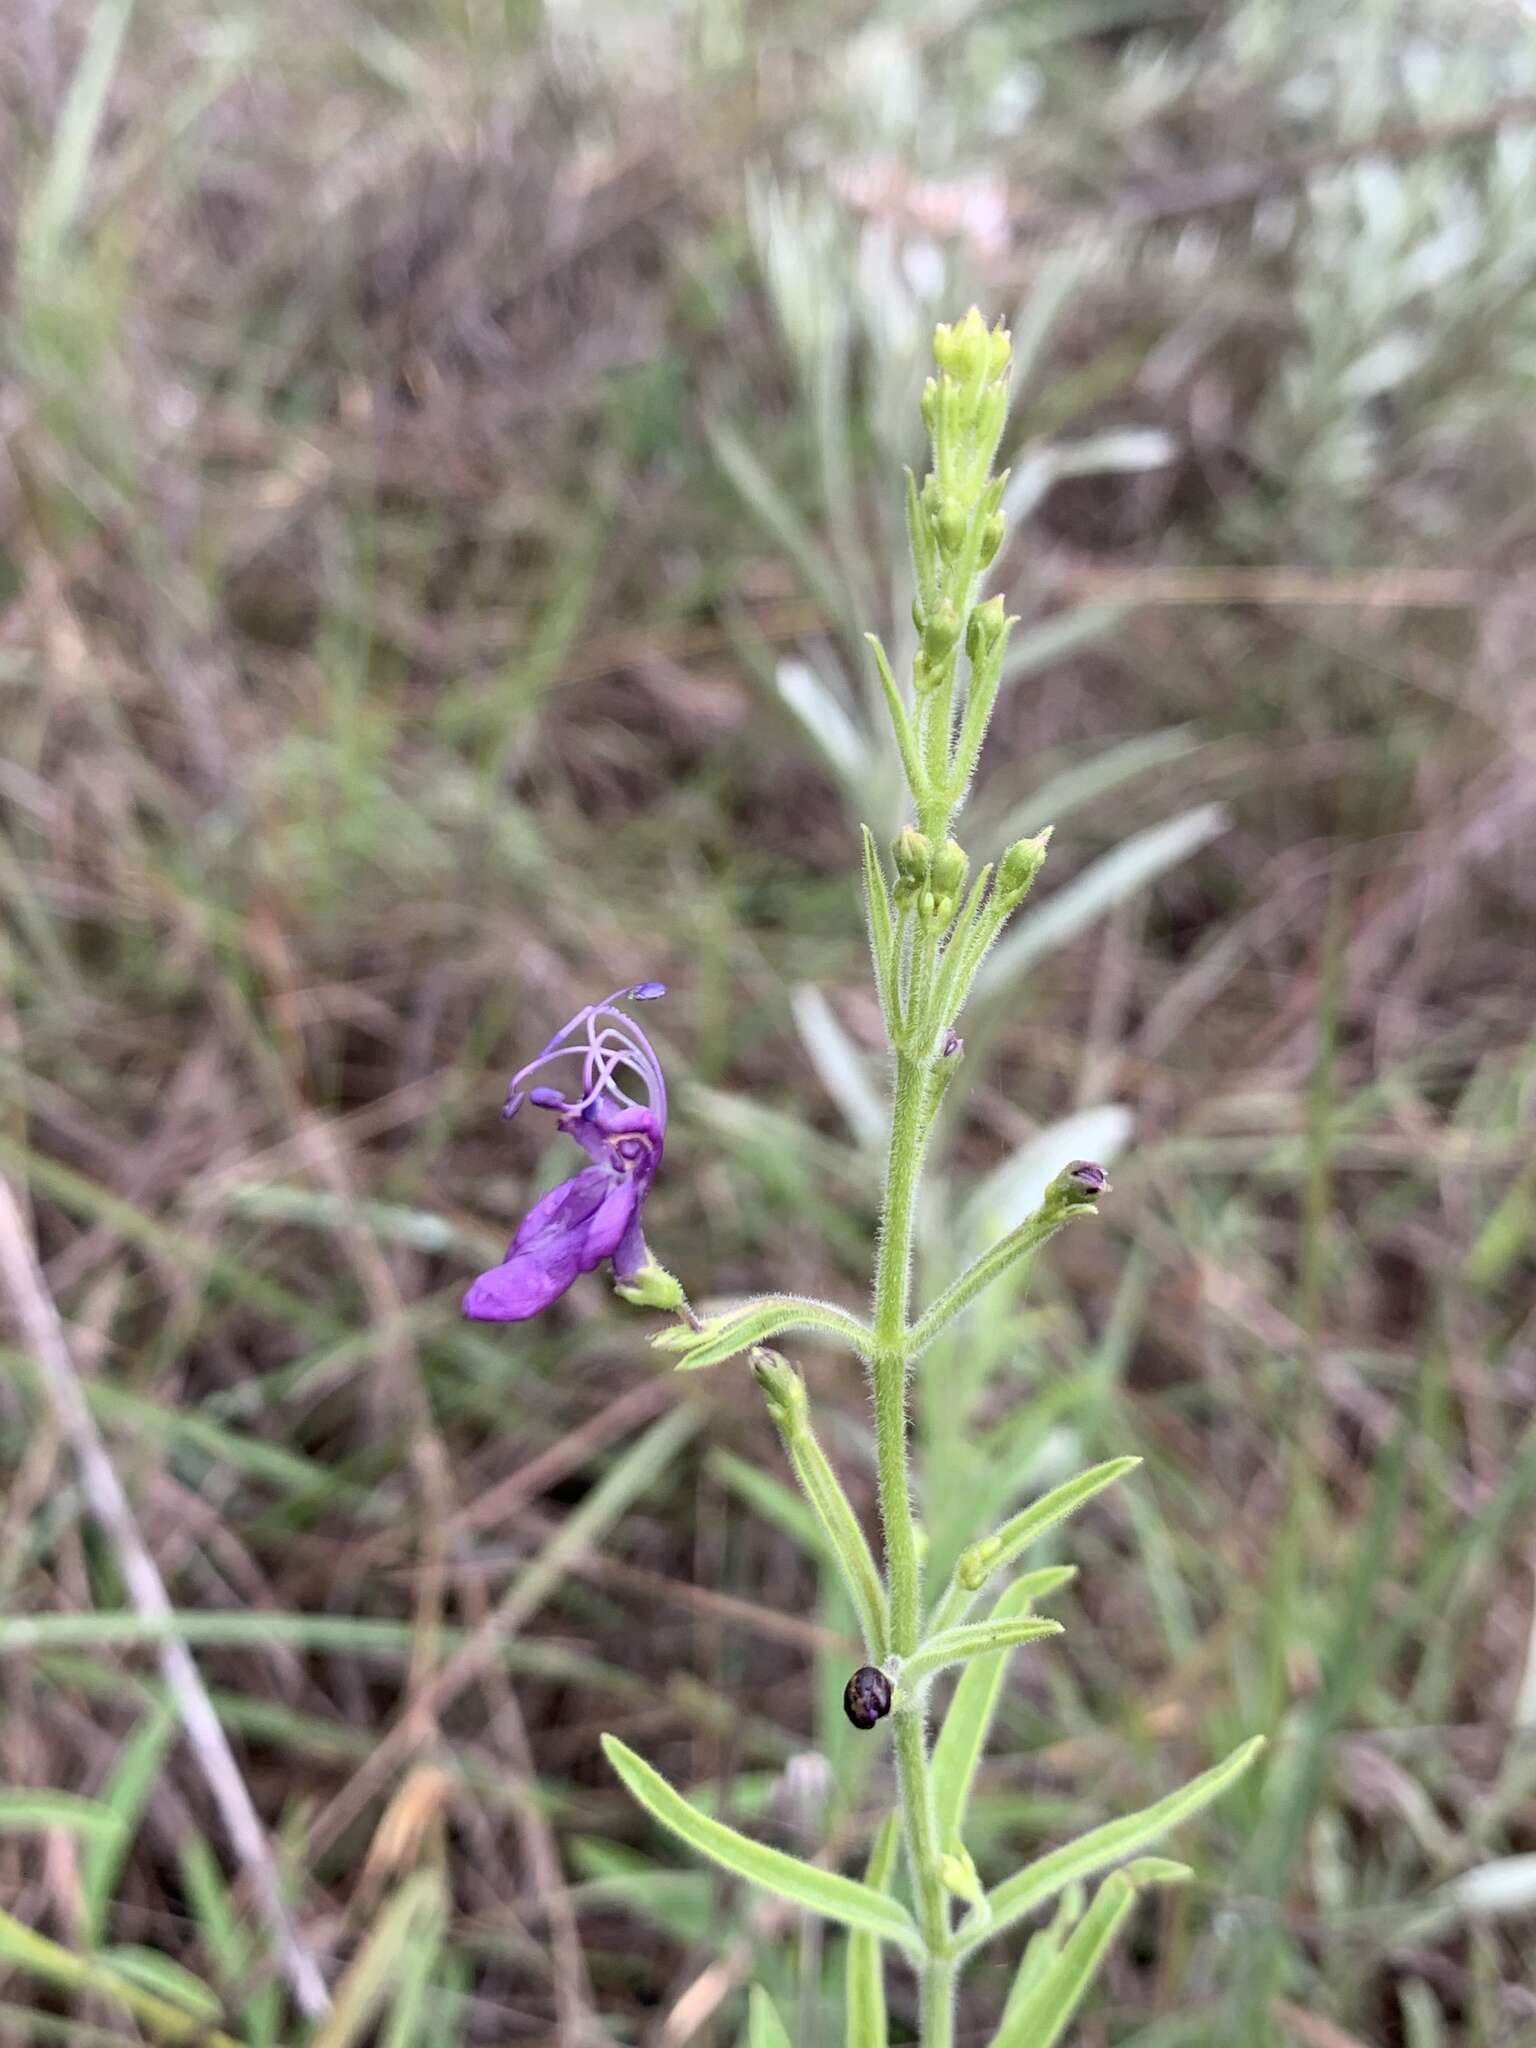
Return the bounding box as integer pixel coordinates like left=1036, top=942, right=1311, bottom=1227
left=987, top=321, right=1013, bottom=381
left=920, top=377, right=939, bottom=432
left=922, top=601, right=961, bottom=663
left=930, top=838, right=969, bottom=901
left=978, top=513, right=1006, bottom=566
left=939, top=1842, right=984, bottom=1909
left=935, top=497, right=967, bottom=557
left=751, top=1348, right=808, bottom=1429
left=932, top=321, right=963, bottom=378
left=897, top=827, right=933, bottom=892
left=957, top=1534, right=1003, bottom=1591
left=997, top=826, right=1052, bottom=904
left=933, top=306, right=992, bottom=385
left=966, top=594, right=1008, bottom=664
left=1043, top=1158, right=1112, bottom=1217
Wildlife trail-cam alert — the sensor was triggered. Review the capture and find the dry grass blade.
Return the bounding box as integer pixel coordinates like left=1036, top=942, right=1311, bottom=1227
left=0, top=1172, right=331, bottom=2020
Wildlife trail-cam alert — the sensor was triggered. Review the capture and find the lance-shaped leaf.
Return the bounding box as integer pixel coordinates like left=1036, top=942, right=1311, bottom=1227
left=845, top=1815, right=900, bottom=2048
left=865, top=632, right=925, bottom=803
left=958, top=1736, right=1264, bottom=1957
left=861, top=826, right=900, bottom=1037
left=900, top=1616, right=1062, bottom=1691
left=653, top=1296, right=872, bottom=1371
left=929, top=1459, right=1140, bottom=1635
left=931, top=1570, right=1075, bottom=1846
left=997, top=1883, right=1086, bottom=2033
left=602, top=1737, right=922, bottom=1954
left=987, top=1860, right=1190, bottom=2048
left=748, top=1986, right=794, bottom=2048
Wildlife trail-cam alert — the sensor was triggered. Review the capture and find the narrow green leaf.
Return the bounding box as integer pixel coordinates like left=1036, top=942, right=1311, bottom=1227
left=862, top=825, right=900, bottom=1035
left=998, top=1884, right=1085, bottom=2034
left=932, top=1574, right=1073, bottom=1847
left=602, top=1736, right=922, bottom=1953
left=864, top=633, right=925, bottom=801
left=902, top=1617, right=1061, bottom=1690
left=653, top=1295, right=871, bottom=1370
left=931, top=1460, right=1141, bottom=1633
left=748, top=1985, right=794, bottom=2048
left=845, top=1816, right=900, bottom=2048
left=962, top=1736, right=1264, bottom=1955
left=988, top=1860, right=1190, bottom=2047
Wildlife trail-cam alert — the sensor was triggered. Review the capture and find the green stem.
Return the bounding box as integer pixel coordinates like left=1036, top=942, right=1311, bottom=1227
left=871, top=1038, right=953, bottom=1997
left=909, top=1203, right=1091, bottom=1357
left=920, top=1957, right=956, bottom=2048
left=872, top=1051, right=925, bottom=1653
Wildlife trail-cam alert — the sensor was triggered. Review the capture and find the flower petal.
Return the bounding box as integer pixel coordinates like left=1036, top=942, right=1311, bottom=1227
left=463, top=1245, right=581, bottom=1321
left=464, top=1166, right=619, bottom=1323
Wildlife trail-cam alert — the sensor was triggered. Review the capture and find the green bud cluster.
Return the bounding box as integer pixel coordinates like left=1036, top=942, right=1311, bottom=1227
left=879, top=308, right=1021, bottom=854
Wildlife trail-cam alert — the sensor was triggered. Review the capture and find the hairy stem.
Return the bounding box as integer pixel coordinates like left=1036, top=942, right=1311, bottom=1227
left=871, top=1037, right=952, bottom=1998
left=921, top=1957, right=957, bottom=2048
left=872, top=1050, right=925, bottom=1653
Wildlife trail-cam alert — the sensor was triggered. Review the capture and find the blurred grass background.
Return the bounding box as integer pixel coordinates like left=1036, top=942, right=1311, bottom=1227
left=3, top=0, right=1536, bottom=2042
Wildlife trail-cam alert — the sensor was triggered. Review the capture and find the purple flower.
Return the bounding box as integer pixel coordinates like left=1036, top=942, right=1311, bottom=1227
left=463, top=984, right=668, bottom=1323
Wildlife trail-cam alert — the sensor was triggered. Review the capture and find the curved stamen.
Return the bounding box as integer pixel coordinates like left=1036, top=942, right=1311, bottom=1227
left=504, top=995, right=667, bottom=1127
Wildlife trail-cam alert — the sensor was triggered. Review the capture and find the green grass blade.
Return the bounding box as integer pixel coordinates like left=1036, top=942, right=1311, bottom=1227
left=310, top=1872, right=446, bottom=2048
left=0, top=1907, right=242, bottom=2047
left=23, top=0, right=136, bottom=275
left=601, top=1736, right=922, bottom=1953
left=0, top=1790, right=122, bottom=1843
left=82, top=1703, right=176, bottom=1943
left=748, top=1984, right=795, bottom=2048
left=961, top=1736, right=1264, bottom=1956
left=845, top=1814, right=899, bottom=2048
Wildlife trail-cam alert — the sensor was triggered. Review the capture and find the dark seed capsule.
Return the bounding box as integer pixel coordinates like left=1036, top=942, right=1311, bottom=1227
left=843, top=1665, right=894, bottom=1730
